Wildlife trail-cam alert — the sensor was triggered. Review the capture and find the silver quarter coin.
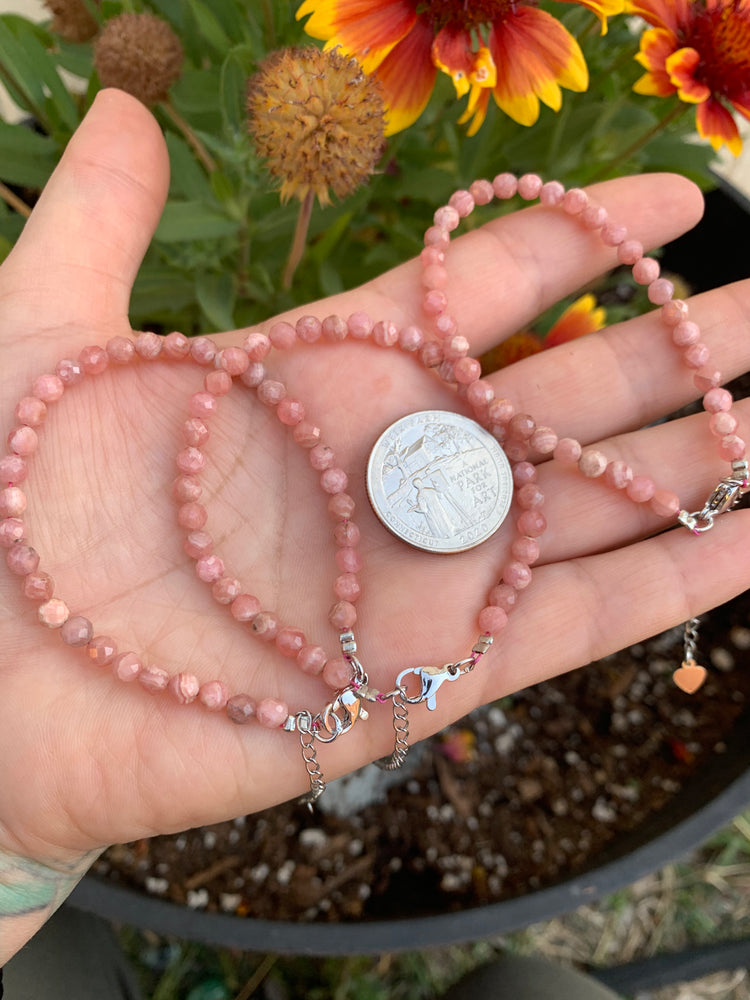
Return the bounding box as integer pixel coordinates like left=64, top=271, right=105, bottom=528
left=366, top=410, right=513, bottom=553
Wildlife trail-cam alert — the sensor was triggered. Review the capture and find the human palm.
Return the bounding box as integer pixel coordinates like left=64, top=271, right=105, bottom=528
left=1, top=90, right=748, bottom=868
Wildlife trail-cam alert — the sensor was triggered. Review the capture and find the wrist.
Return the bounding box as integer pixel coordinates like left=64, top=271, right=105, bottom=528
left=0, top=845, right=101, bottom=964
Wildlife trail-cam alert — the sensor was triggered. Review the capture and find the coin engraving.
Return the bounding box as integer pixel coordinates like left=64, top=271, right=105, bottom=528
left=366, top=410, right=513, bottom=553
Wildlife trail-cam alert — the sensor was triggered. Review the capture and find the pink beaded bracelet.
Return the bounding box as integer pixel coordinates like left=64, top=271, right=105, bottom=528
left=1, top=172, right=747, bottom=804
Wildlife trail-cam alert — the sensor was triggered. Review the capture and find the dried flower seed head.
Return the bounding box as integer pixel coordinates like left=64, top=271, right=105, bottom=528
left=247, top=46, right=386, bottom=206
left=44, top=0, right=99, bottom=42
left=94, top=13, right=183, bottom=107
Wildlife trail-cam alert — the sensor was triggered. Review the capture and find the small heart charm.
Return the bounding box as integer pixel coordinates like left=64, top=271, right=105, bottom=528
left=673, top=660, right=707, bottom=694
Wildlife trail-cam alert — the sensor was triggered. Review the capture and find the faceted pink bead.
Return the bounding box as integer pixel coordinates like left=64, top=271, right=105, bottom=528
left=579, top=449, right=608, bottom=478
left=15, top=397, right=47, bottom=427
left=334, top=520, right=360, bottom=546
left=443, top=335, right=469, bottom=360
left=517, top=173, right=543, bottom=200
left=604, top=460, right=633, bottom=490
left=709, top=411, right=738, bottom=436
left=467, top=380, right=495, bottom=409
left=0, top=454, right=27, bottom=485
left=23, top=571, right=53, bottom=601
left=492, top=172, right=518, bottom=199
left=626, top=475, right=656, bottom=502
left=554, top=438, right=582, bottom=465
left=176, top=447, right=205, bottom=475
left=294, top=421, right=322, bottom=448
left=169, top=672, right=200, bottom=704
left=661, top=299, right=689, bottom=326
left=373, top=320, right=399, bottom=347
left=106, top=336, right=136, bottom=364
left=321, top=468, right=348, bottom=494
left=503, top=560, right=532, bottom=589
left=420, top=246, right=445, bottom=267
left=113, top=652, right=142, bottom=682
left=251, top=611, right=279, bottom=641
left=703, top=387, right=732, bottom=413
left=212, top=576, right=241, bottom=604
left=240, top=362, right=266, bottom=388
left=33, top=373, right=65, bottom=401
left=79, top=345, right=109, bottom=374
left=322, top=315, right=348, bottom=341
left=230, top=593, right=261, bottom=621
left=276, top=627, right=305, bottom=658
left=511, top=536, right=540, bottom=564
left=399, top=325, right=425, bottom=352
left=257, top=379, right=286, bottom=407
left=504, top=439, right=529, bottom=462
left=347, top=311, right=373, bottom=339
left=512, top=462, right=536, bottom=486
left=190, top=337, right=218, bottom=366
left=517, top=483, right=544, bottom=509
left=218, top=347, right=249, bottom=376
left=7, top=543, right=39, bottom=575
left=420, top=342, right=444, bottom=368
left=478, top=605, right=509, bottom=632
left=322, top=656, right=352, bottom=689
left=581, top=205, right=608, bottom=229
left=61, top=616, right=94, bottom=647
left=434, top=313, right=457, bottom=339
left=648, top=278, right=674, bottom=305
left=199, top=680, right=229, bottom=711
left=298, top=644, right=327, bottom=676
left=487, top=398, right=513, bottom=425
left=434, top=204, right=460, bottom=231
left=450, top=189, right=475, bottom=215
left=632, top=257, right=660, bottom=284
left=563, top=188, right=588, bottom=214
left=139, top=665, right=170, bottom=693
left=423, top=290, right=447, bottom=316
left=424, top=226, right=449, bottom=250
left=310, top=444, right=335, bottom=470
left=162, top=331, right=190, bottom=359
left=0, top=486, right=26, bottom=517
left=437, top=360, right=456, bottom=384
left=226, top=693, right=257, bottom=724
left=336, top=546, right=363, bottom=573
left=422, top=264, right=447, bottom=290
left=718, top=435, right=746, bottom=461
left=683, top=343, right=710, bottom=369
left=488, top=583, right=518, bottom=612
left=277, top=398, right=305, bottom=426
left=329, top=600, right=357, bottom=629
left=8, top=426, right=37, bottom=456
left=650, top=489, right=680, bottom=518
left=177, top=502, right=208, bottom=530
left=134, top=331, right=162, bottom=360
left=257, top=698, right=289, bottom=728
left=205, top=369, right=232, bottom=396
left=334, top=572, right=361, bottom=602
left=182, top=418, right=209, bottom=448
left=87, top=635, right=117, bottom=666
left=617, top=240, right=643, bottom=265
left=540, top=180, right=565, bottom=206
left=469, top=178, right=494, bottom=205
left=328, top=493, right=356, bottom=519
left=188, top=392, right=217, bottom=419
left=39, top=598, right=69, bottom=627
left=269, top=321, right=297, bottom=350
left=184, top=530, right=213, bottom=559
left=196, top=554, right=225, bottom=583
left=0, top=517, right=25, bottom=547
left=517, top=510, right=546, bottom=537
left=672, top=320, right=700, bottom=346
left=295, top=316, right=322, bottom=344
left=601, top=222, right=627, bottom=247
left=694, top=368, right=722, bottom=392
left=243, top=331, right=271, bottom=359
left=454, top=357, right=481, bottom=384
left=531, top=426, right=558, bottom=454
left=509, top=414, right=535, bottom=439
left=54, top=359, right=84, bottom=386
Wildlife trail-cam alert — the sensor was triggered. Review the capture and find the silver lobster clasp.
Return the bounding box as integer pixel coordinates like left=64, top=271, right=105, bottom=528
left=395, top=665, right=461, bottom=711
left=678, top=475, right=747, bottom=535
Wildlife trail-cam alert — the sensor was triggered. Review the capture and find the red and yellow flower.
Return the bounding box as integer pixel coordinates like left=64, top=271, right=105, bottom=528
left=630, top=0, right=750, bottom=155
left=297, top=0, right=624, bottom=135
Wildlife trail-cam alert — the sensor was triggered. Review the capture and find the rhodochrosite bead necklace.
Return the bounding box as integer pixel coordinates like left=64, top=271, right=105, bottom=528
left=2, top=172, right=747, bottom=805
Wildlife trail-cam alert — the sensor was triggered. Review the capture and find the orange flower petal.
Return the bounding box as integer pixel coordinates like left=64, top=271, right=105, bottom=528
left=696, top=97, right=743, bottom=154
left=457, top=87, right=491, bottom=135
left=432, top=24, right=474, bottom=98
left=481, top=331, right=544, bottom=371
left=557, top=0, right=625, bottom=35
left=489, top=8, right=588, bottom=127
left=624, top=0, right=685, bottom=31
left=375, top=15, right=437, bottom=134
left=297, top=0, right=417, bottom=75
left=666, top=47, right=711, bottom=103
left=544, top=294, right=607, bottom=348
left=632, top=27, right=676, bottom=94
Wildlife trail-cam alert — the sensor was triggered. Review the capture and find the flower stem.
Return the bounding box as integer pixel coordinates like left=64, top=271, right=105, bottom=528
left=589, top=101, right=689, bottom=181
left=283, top=190, right=314, bottom=290
left=0, top=180, right=31, bottom=219
left=160, top=99, right=217, bottom=174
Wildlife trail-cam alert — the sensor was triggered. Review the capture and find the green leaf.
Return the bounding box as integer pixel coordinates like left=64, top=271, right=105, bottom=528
left=154, top=200, right=241, bottom=242
left=0, top=15, right=79, bottom=131
left=165, top=132, right=213, bottom=200
left=220, top=45, right=255, bottom=135
left=130, top=264, right=196, bottom=323
left=0, top=120, right=59, bottom=187
left=186, top=0, right=232, bottom=55
left=195, top=270, right=236, bottom=330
